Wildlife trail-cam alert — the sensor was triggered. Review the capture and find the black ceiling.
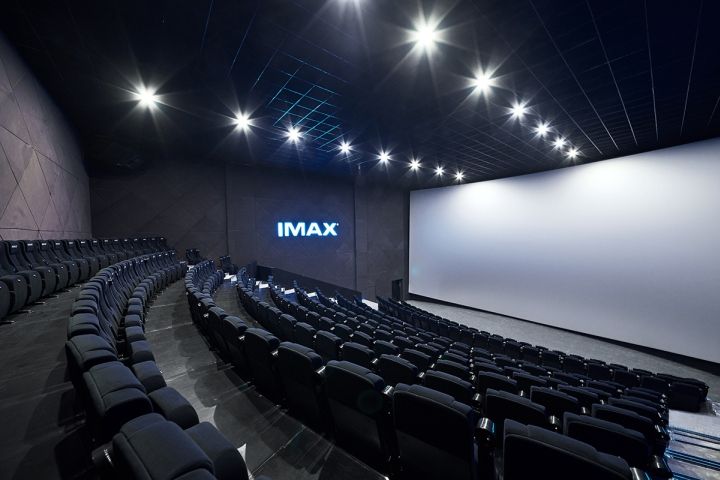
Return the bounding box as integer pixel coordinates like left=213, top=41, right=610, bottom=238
left=2, top=0, right=719, bottom=187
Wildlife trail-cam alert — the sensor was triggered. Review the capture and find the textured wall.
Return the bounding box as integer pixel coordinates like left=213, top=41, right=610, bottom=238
left=90, top=159, right=227, bottom=260
left=355, top=179, right=408, bottom=299
left=226, top=165, right=356, bottom=289
left=0, top=33, right=91, bottom=241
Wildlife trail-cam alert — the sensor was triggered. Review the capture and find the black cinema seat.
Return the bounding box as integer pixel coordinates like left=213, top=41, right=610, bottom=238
left=39, top=239, right=79, bottom=285
left=0, top=241, right=43, bottom=304
left=341, top=341, right=375, bottom=369
left=52, top=239, right=90, bottom=281
left=243, top=328, right=282, bottom=399
left=564, top=413, right=671, bottom=478
left=324, top=360, right=391, bottom=471
left=503, top=419, right=634, bottom=480
left=484, top=389, right=551, bottom=438
left=392, top=383, right=492, bottom=480
left=23, top=240, right=70, bottom=290
left=276, top=342, right=325, bottom=427
left=376, top=354, right=418, bottom=386
left=423, top=370, right=478, bottom=407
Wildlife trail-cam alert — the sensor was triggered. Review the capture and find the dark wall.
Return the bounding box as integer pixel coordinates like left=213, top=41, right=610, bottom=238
left=226, top=165, right=356, bottom=289
left=90, top=159, right=227, bottom=260
left=0, top=33, right=91, bottom=241
left=90, top=161, right=407, bottom=300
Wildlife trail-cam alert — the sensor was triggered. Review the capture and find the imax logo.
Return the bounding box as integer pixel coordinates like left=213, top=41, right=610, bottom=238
left=277, top=222, right=338, bottom=238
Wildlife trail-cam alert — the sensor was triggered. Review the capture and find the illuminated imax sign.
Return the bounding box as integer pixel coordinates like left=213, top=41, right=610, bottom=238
left=277, top=221, right=338, bottom=238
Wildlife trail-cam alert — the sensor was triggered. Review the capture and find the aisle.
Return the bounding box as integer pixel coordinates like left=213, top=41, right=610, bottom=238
left=147, top=279, right=384, bottom=480
left=0, top=286, right=95, bottom=479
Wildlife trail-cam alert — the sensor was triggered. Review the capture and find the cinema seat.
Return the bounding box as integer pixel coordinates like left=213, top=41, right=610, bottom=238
left=563, top=413, right=670, bottom=478
left=530, top=386, right=582, bottom=417
left=392, top=383, right=492, bottom=480
left=373, top=340, right=399, bottom=356
left=243, top=328, right=282, bottom=399
left=485, top=389, right=552, bottom=438
left=503, top=419, right=634, bottom=480
left=341, top=341, right=375, bottom=369
left=21, top=240, right=69, bottom=291
left=185, top=422, right=250, bottom=480
left=314, top=330, right=342, bottom=363
left=324, top=361, right=391, bottom=470
left=400, top=348, right=432, bottom=371
left=476, top=371, right=518, bottom=396
left=423, top=370, right=478, bottom=407
left=112, top=414, right=214, bottom=480
left=376, top=354, right=418, bottom=386
left=0, top=241, right=43, bottom=305
left=592, top=404, right=668, bottom=454
left=276, top=342, right=325, bottom=426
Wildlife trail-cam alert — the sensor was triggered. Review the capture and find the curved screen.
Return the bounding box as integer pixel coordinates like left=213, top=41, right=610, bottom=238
left=409, top=139, right=720, bottom=363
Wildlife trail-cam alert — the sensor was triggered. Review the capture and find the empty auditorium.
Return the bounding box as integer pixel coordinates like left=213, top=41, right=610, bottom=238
left=1, top=1, right=719, bottom=479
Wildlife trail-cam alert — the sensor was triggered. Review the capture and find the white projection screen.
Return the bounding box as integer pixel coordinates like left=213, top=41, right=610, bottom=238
left=409, top=138, right=720, bottom=363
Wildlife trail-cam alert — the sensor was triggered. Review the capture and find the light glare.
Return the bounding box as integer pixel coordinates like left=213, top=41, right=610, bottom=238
left=435, top=166, right=444, bottom=176
left=234, top=112, right=251, bottom=131
left=339, top=141, right=351, bottom=154
left=511, top=101, right=527, bottom=119
left=378, top=151, right=390, bottom=163
left=552, top=136, right=566, bottom=149
left=455, top=171, right=464, bottom=181
left=287, top=126, right=301, bottom=142
left=534, top=121, right=550, bottom=137
left=412, top=20, right=438, bottom=50
left=567, top=147, right=579, bottom=159
left=473, top=71, right=496, bottom=94
left=409, top=158, right=421, bottom=170
left=135, top=86, right=158, bottom=109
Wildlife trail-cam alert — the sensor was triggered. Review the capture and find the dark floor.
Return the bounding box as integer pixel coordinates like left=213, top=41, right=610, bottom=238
left=0, top=287, right=96, bottom=480
left=145, top=279, right=386, bottom=480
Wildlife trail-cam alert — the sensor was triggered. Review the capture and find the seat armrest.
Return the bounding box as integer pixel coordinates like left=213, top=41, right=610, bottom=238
left=271, top=350, right=279, bottom=359
left=548, top=415, right=561, bottom=432
left=371, top=358, right=379, bottom=369
left=474, top=417, right=495, bottom=448
left=580, top=406, right=590, bottom=415
left=472, top=392, right=483, bottom=411
left=630, top=467, right=650, bottom=480
left=647, top=454, right=672, bottom=479
left=417, top=371, right=425, bottom=381
left=654, top=424, right=669, bottom=442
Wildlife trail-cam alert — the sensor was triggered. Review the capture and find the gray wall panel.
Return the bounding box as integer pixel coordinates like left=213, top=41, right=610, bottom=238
left=0, top=33, right=90, bottom=241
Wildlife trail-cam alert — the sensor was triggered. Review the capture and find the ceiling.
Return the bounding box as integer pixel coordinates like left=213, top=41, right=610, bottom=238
left=1, top=0, right=719, bottom=187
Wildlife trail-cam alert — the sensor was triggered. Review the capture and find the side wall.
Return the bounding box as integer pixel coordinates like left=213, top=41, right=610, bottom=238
left=0, top=33, right=91, bottom=240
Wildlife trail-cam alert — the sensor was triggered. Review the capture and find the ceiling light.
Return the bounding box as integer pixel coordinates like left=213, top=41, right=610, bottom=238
left=378, top=151, right=390, bottom=163
left=135, top=86, right=158, bottom=109
left=534, top=121, right=550, bottom=137
left=287, top=126, right=301, bottom=142
left=473, top=71, right=496, bottom=95
left=339, top=141, right=351, bottom=154
left=234, top=112, right=251, bottom=131
left=409, top=158, right=421, bottom=170
left=435, top=166, right=444, bottom=176
left=455, top=171, right=464, bottom=181
left=552, top=136, right=566, bottom=149
left=412, top=20, right=438, bottom=50
left=567, top=147, right=579, bottom=159
left=511, top=101, right=527, bottom=119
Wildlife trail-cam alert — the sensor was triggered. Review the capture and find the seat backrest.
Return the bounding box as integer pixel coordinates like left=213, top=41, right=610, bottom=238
left=341, top=342, right=375, bottom=369
left=423, top=370, right=475, bottom=406
left=276, top=342, right=323, bottom=423
left=435, top=359, right=471, bottom=381
left=333, top=324, right=353, bottom=342
left=377, top=355, right=418, bottom=386
left=564, top=413, right=651, bottom=468
left=243, top=328, right=281, bottom=397
left=393, top=383, right=478, bottom=480
left=503, top=419, right=632, bottom=480
left=476, top=371, right=517, bottom=395
left=513, top=373, right=548, bottom=394
left=324, top=360, right=388, bottom=465
left=373, top=340, right=399, bottom=356
left=558, top=385, right=601, bottom=410
left=293, top=322, right=316, bottom=349
left=401, top=348, right=432, bottom=371
left=314, top=330, right=341, bottom=363
left=530, top=386, right=581, bottom=417
left=277, top=313, right=297, bottom=341
left=484, top=389, right=547, bottom=437
left=591, top=404, right=654, bottom=441
left=352, top=331, right=374, bottom=348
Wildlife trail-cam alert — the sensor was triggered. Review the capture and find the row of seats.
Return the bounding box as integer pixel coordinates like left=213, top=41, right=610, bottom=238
left=227, top=279, right=663, bottom=479
left=65, top=251, right=249, bottom=480
left=186, top=248, right=205, bottom=265
left=0, top=236, right=168, bottom=321
left=373, top=296, right=708, bottom=412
